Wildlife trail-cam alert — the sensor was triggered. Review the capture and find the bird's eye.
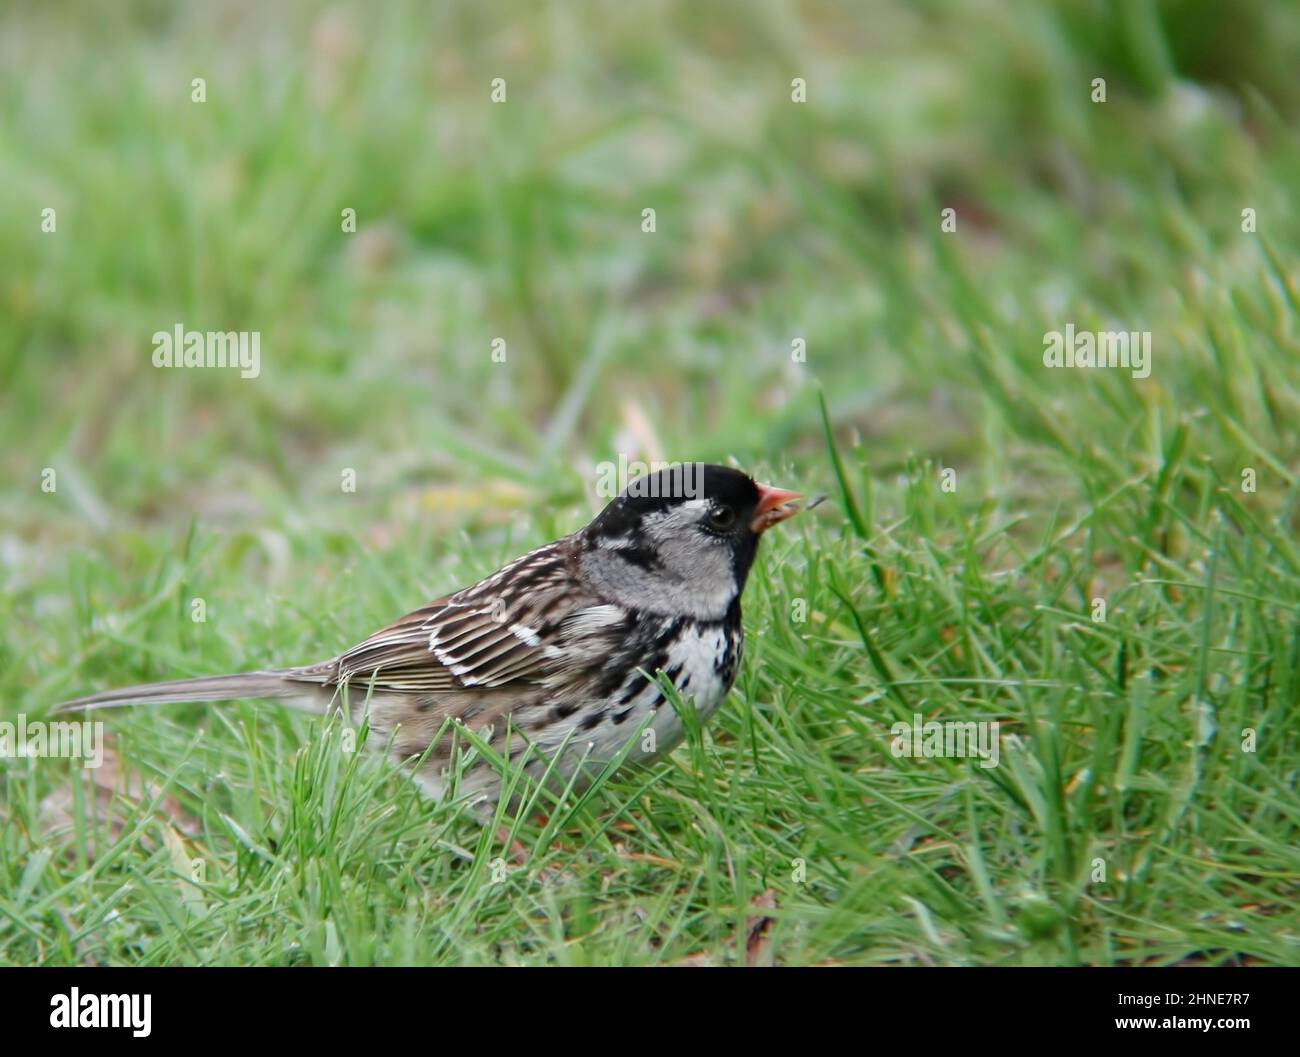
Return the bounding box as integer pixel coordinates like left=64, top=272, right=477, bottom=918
left=707, top=505, right=736, bottom=531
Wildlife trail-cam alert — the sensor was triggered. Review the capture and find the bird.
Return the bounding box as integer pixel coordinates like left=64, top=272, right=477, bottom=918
left=55, top=464, right=803, bottom=806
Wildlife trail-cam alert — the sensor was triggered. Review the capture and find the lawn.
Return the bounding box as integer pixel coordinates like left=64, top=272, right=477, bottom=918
left=1, top=0, right=1298, bottom=966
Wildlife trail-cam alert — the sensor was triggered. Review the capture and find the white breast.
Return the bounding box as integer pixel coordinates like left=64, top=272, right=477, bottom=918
left=583, top=619, right=739, bottom=765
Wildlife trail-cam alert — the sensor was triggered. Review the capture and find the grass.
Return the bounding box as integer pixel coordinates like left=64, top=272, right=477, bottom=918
left=1, top=0, right=1298, bottom=965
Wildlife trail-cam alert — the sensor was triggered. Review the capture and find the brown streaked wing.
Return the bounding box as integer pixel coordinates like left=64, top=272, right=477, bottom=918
left=331, top=541, right=580, bottom=695
left=332, top=598, right=459, bottom=694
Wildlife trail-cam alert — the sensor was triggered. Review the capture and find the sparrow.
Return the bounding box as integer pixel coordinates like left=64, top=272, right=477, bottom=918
left=55, top=464, right=803, bottom=806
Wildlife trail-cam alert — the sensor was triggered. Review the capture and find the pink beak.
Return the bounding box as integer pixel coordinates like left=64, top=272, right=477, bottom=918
left=750, top=483, right=802, bottom=533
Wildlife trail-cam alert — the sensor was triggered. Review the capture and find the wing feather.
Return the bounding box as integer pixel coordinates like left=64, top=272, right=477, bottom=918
left=330, top=542, right=588, bottom=695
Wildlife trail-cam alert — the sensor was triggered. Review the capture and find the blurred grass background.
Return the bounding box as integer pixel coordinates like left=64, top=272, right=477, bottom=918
left=1, top=0, right=1299, bottom=965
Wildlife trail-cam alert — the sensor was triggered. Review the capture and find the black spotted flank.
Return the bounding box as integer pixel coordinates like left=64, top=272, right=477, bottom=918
left=613, top=688, right=661, bottom=726
left=614, top=676, right=645, bottom=707
left=712, top=597, right=744, bottom=689
left=593, top=613, right=654, bottom=699
left=614, top=646, right=687, bottom=714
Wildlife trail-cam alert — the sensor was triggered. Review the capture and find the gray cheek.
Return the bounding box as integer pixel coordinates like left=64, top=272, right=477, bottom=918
left=647, top=518, right=737, bottom=612
left=581, top=537, right=737, bottom=619
left=658, top=534, right=731, bottom=584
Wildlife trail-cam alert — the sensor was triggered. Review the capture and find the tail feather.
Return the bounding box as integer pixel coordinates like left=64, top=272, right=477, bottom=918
left=54, top=668, right=331, bottom=714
